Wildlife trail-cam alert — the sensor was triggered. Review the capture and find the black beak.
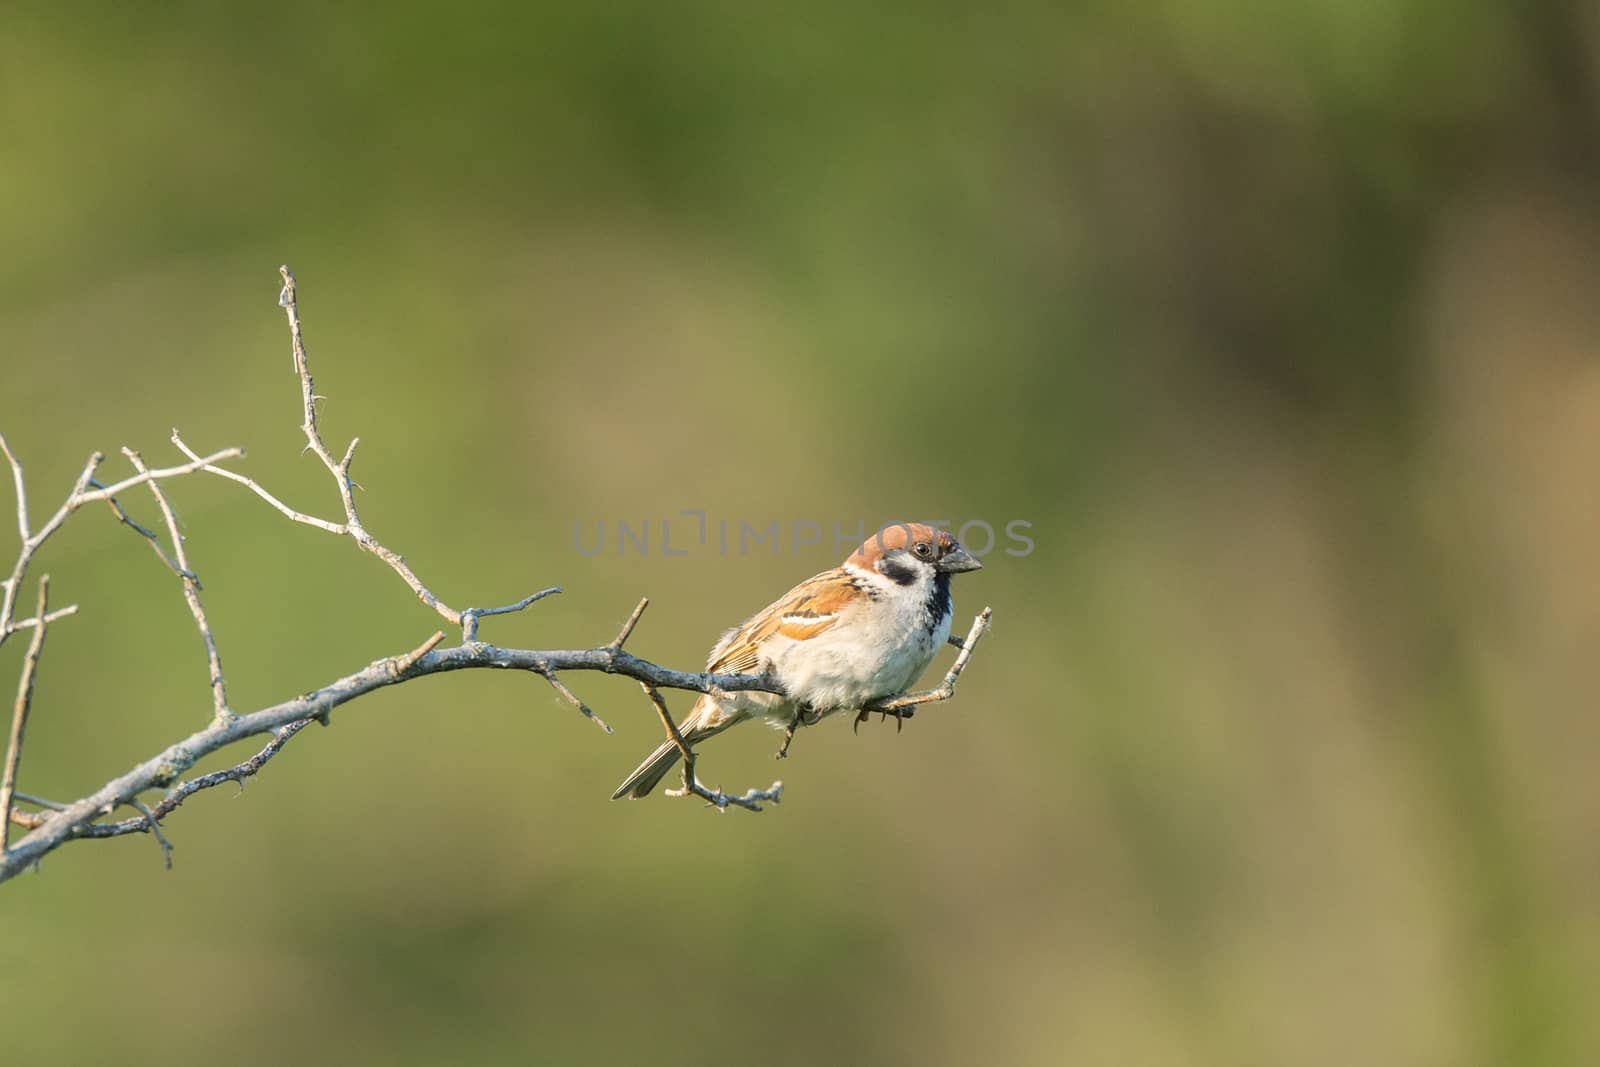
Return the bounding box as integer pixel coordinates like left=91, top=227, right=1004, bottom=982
left=936, top=545, right=983, bottom=573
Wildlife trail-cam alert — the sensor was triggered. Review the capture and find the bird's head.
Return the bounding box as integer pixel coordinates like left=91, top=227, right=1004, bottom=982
left=848, top=523, right=983, bottom=584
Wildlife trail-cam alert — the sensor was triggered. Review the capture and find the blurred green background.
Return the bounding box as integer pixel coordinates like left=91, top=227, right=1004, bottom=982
left=3, top=3, right=1597, bottom=1065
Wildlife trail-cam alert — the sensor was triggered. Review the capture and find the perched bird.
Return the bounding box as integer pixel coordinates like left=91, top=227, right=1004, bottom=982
left=612, top=522, right=983, bottom=799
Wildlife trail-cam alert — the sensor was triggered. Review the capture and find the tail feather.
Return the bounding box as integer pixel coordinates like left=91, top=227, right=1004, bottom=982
left=610, top=737, right=686, bottom=800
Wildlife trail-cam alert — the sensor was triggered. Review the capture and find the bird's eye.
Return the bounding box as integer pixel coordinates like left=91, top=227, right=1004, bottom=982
left=913, top=541, right=932, bottom=559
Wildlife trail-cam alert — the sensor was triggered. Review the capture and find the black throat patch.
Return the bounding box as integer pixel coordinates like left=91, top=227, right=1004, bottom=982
left=924, top=570, right=952, bottom=627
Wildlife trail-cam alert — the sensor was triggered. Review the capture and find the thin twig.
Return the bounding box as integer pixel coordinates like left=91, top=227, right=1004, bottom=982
left=13, top=791, right=66, bottom=811
left=166, top=271, right=562, bottom=641
left=1, top=577, right=51, bottom=850
left=122, top=449, right=230, bottom=719
left=72, top=450, right=245, bottom=511
left=8, top=605, right=81, bottom=631
left=274, top=266, right=466, bottom=624
left=282, top=268, right=430, bottom=599
left=541, top=672, right=613, bottom=733
left=640, top=682, right=782, bottom=812
left=7, top=791, right=59, bottom=831
left=170, top=430, right=346, bottom=534
left=0, top=433, right=27, bottom=542
left=82, top=719, right=315, bottom=839
left=389, top=631, right=445, bottom=676
left=93, top=479, right=198, bottom=580
left=460, top=587, right=562, bottom=640
left=125, top=797, right=173, bottom=870
left=608, top=597, right=649, bottom=650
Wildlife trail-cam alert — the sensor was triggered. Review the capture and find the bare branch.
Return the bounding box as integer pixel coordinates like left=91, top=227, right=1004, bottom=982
left=280, top=267, right=355, bottom=502
left=1, top=577, right=52, bottom=850
left=0, top=630, right=810, bottom=881
left=172, top=271, right=565, bottom=643
left=0, top=445, right=239, bottom=645
left=271, top=266, right=468, bottom=626
left=121, top=449, right=230, bottom=719
left=641, top=682, right=783, bottom=812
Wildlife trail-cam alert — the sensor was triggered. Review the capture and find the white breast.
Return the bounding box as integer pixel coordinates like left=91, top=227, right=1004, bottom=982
left=757, top=563, right=951, bottom=720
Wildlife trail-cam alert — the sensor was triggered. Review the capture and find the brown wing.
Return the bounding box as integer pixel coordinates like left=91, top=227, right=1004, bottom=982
left=707, top=568, right=865, bottom=674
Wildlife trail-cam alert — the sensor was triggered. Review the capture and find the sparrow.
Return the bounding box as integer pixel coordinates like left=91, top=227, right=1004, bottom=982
left=611, top=522, right=982, bottom=799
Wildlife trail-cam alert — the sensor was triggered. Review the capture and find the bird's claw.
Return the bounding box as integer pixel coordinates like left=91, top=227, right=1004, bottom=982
left=853, top=706, right=914, bottom=733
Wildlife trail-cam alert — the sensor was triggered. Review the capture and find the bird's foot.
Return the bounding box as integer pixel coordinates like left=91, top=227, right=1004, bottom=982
left=853, top=706, right=915, bottom=734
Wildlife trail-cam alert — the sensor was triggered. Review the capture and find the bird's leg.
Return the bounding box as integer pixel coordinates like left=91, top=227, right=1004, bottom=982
left=776, top=703, right=820, bottom=759
left=777, top=714, right=802, bottom=759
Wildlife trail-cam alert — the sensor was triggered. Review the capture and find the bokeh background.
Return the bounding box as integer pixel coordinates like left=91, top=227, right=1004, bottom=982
left=3, top=3, right=1598, bottom=1065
